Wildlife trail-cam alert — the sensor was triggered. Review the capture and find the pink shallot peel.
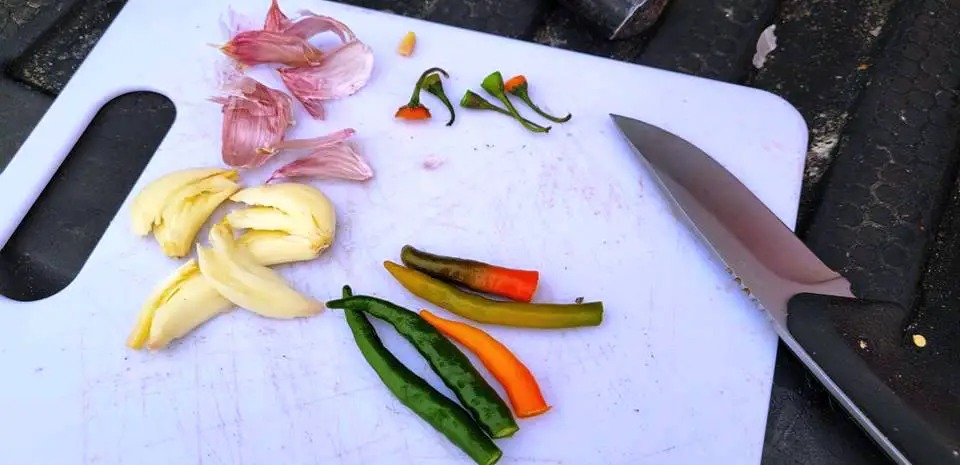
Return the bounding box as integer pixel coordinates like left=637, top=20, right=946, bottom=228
left=211, top=76, right=295, bottom=169
left=263, top=0, right=291, bottom=32
left=267, top=128, right=373, bottom=182
left=221, top=30, right=324, bottom=67
left=220, top=7, right=258, bottom=38
left=277, top=40, right=374, bottom=119
left=283, top=10, right=357, bottom=42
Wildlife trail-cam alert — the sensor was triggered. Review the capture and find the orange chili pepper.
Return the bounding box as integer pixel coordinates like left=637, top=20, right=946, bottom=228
left=503, top=74, right=571, bottom=123
left=504, top=75, right=527, bottom=93
left=395, top=105, right=431, bottom=119
left=419, top=309, right=551, bottom=418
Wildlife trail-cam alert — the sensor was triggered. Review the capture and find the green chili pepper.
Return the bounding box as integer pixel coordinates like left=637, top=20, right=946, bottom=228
left=460, top=91, right=550, bottom=130
left=328, top=293, right=519, bottom=439
left=504, top=75, right=572, bottom=123
left=341, top=286, right=503, bottom=465
left=480, top=71, right=551, bottom=134
left=423, top=73, right=455, bottom=126
left=384, top=261, right=603, bottom=329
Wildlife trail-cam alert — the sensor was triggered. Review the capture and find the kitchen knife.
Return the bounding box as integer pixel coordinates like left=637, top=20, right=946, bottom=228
left=611, top=113, right=960, bottom=465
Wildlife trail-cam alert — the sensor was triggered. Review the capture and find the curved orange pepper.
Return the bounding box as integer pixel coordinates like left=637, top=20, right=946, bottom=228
left=419, top=309, right=551, bottom=418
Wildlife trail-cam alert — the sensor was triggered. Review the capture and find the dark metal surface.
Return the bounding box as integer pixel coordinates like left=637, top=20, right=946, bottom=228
left=4, top=0, right=960, bottom=464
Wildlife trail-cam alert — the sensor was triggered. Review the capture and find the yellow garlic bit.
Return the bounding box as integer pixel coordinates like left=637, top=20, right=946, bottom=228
left=398, top=31, right=416, bottom=56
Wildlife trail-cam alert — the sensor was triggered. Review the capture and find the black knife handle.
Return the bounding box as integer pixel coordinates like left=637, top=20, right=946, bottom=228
left=787, top=293, right=960, bottom=465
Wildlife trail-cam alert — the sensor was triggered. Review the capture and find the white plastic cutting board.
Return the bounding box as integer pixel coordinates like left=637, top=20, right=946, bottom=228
left=0, top=1, right=809, bottom=464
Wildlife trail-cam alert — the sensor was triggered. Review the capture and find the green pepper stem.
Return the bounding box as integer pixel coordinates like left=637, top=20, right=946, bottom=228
left=460, top=91, right=549, bottom=130
left=407, top=67, right=449, bottom=106
left=481, top=71, right=550, bottom=134
left=498, top=93, right=550, bottom=133
left=424, top=74, right=456, bottom=126
left=513, top=89, right=571, bottom=123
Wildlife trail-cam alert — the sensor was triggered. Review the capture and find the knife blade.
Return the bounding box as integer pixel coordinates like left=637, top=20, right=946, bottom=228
left=611, top=113, right=960, bottom=465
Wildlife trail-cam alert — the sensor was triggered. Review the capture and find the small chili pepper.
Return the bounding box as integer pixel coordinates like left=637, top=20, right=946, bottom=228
left=480, top=71, right=550, bottom=134
left=460, top=91, right=550, bottom=131
left=504, top=75, right=572, bottom=123
left=420, top=309, right=551, bottom=418
left=340, top=286, right=503, bottom=465
left=401, top=245, right=539, bottom=302
left=384, top=261, right=603, bottom=328
left=396, top=67, right=448, bottom=121
left=327, top=293, right=519, bottom=439
left=423, top=73, right=455, bottom=126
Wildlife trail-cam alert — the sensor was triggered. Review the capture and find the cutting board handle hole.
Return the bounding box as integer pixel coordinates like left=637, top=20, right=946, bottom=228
left=0, top=91, right=175, bottom=302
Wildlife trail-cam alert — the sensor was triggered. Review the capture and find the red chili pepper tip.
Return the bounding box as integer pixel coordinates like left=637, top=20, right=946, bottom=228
left=504, top=75, right=527, bottom=93
left=396, top=105, right=432, bottom=120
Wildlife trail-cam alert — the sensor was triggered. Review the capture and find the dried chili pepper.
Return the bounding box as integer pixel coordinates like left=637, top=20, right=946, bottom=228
left=504, top=75, right=571, bottom=123
left=420, top=309, right=551, bottom=418
left=423, top=73, right=455, bottom=126
left=460, top=91, right=550, bottom=132
left=481, top=71, right=550, bottom=134
left=401, top=245, right=539, bottom=302
left=396, top=67, right=448, bottom=121
left=384, top=261, right=603, bottom=328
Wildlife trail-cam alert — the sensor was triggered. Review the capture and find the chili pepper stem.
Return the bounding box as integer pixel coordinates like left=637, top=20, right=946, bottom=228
left=505, top=75, right=571, bottom=123
left=514, top=89, right=572, bottom=123
left=408, top=67, right=448, bottom=106
left=481, top=71, right=551, bottom=134
left=501, top=94, right=550, bottom=133
left=460, top=91, right=550, bottom=131
left=397, top=67, right=450, bottom=120
left=424, top=74, right=456, bottom=126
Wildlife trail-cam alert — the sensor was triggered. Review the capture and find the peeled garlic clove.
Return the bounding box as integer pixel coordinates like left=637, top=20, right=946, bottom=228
left=130, top=168, right=240, bottom=258
left=229, top=183, right=336, bottom=247
left=146, top=262, right=233, bottom=350
left=198, top=223, right=323, bottom=319
left=127, top=259, right=233, bottom=350
left=151, top=173, right=241, bottom=258
left=225, top=206, right=318, bottom=241
left=238, top=230, right=321, bottom=266
left=127, top=260, right=195, bottom=349
left=131, top=168, right=235, bottom=236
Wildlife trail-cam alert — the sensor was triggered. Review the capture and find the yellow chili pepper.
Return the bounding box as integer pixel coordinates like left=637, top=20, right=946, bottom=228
left=384, top=261, right=603, bottom=329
